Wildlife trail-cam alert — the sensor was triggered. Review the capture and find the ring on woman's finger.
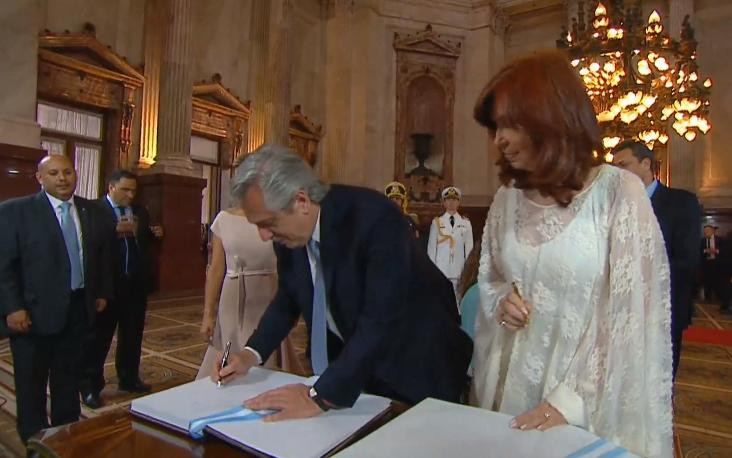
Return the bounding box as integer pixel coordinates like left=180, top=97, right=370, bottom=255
left=543, top=412, right=551, bottom=419
left=500, top=320, right=507, bottom=327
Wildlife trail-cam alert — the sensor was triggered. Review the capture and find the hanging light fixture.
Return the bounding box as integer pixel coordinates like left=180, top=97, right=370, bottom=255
left=557, top=0, right=712, bottom=153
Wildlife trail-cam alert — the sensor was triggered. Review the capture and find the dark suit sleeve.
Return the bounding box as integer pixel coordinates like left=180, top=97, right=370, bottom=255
left=0, top=202, right=24, bottom=320
left=314, top=213, right=411, bottom=407
left=245, top=250, right=302, bottom=359
left=670, top=192, right=701, bottom=271
left=94, top=203, right=115, bottom=301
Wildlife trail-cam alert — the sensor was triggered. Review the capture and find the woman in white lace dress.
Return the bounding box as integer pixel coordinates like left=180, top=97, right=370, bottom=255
left=470, top=51, right=673, bottom=457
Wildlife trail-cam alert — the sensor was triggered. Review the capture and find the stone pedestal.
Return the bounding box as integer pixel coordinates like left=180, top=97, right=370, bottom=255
left=138, top=173, right=206, bottom=295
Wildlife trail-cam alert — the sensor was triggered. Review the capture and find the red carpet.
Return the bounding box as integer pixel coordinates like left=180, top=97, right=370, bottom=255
left=683, top=325, right=732, bottom=346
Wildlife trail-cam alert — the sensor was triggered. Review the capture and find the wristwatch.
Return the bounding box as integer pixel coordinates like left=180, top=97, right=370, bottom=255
left=309, top=387, right=331, bottom=412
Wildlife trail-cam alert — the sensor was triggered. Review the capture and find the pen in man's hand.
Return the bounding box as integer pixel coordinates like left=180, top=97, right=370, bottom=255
left=217, top=341, right=232, bottom=387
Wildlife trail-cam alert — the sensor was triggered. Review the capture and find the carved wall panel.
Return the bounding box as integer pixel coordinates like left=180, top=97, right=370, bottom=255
left=37, top=27, right=144, bottom=175
left=289, top=104, right=322, bottom=167
left=192, top=75, right=251, bottom=171
left=394, top=24, right=461, bottom=210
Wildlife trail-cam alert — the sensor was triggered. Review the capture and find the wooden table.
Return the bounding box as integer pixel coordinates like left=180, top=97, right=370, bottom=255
left=27, top=403, right=406, bottom=458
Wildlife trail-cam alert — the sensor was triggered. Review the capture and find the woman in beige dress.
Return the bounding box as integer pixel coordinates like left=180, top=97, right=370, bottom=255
left=196, top=208, right=301, bottom=378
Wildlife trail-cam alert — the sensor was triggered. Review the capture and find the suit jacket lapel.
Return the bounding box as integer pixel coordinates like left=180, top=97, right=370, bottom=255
left=318, top=192, right=341, bottom=323
left=35, top=192, right=65, bottom=246
left=76, top=198, right=92, bottom=275
left=35, top=192, right=71, bottom=277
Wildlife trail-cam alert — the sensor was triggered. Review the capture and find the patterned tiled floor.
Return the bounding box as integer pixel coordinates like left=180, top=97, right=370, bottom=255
left=0, top=300, right=731, bottom=457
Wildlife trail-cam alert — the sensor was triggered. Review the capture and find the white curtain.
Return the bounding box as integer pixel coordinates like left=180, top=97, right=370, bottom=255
left=40, top=138, right=66, bottom=155
left=74, top=144, right=101, bottom=199
left=37, top=102, right=102, bottom=140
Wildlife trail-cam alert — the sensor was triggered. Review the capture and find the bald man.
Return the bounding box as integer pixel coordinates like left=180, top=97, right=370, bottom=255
left=0, top=154, right=112, bottom=444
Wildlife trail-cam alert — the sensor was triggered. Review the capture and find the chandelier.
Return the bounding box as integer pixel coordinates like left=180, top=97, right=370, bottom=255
left=557, top=0, right=712, bottom=155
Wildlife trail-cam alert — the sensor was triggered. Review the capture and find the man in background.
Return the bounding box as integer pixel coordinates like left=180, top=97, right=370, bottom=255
left=80, top=170, right=161, bottom=408
left=427, top=186, right=473, bottom=296
left=384, top=181, right=420, bottom=239
left=0, top=154, right=112, bottom=443
left=612, top=140, right=701, bottom=378
left=700, top=224, right=730, bottom=314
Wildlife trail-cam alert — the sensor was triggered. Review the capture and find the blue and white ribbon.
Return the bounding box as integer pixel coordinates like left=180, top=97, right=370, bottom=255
left=188, top=406, right=273, bottom=439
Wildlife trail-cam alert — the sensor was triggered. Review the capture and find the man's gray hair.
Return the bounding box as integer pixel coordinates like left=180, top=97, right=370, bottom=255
left=231, top=144, right=329, bottom=211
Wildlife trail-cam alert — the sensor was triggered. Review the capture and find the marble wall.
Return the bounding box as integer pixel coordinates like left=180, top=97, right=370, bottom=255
left=320, top=0, right=504, bottom=206
left=5, top=0, right=731, bottom=206
left=39, top=0, right=145, bottom=66
left=0, top=0, right=41, bottom=148
left=696, top=0, right=732, bottom=208
left=190, top=0, right=253, bottom=101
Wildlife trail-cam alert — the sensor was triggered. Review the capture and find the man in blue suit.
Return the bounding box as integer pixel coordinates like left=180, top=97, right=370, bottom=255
left=612, top=141, right=701, bottom=379
left=0, top=154, right=112, bottom=443
left=212, top=144, right=472, bottom=420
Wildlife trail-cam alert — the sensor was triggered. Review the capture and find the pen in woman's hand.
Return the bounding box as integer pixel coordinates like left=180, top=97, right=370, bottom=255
left=512, top=281, right=530, bottom=325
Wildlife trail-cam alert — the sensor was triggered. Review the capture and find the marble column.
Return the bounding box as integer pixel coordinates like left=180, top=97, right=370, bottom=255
left=321, top=0, right=354, bottom=183
left=246, top=0, right=293, bottom=152
left=0, top=0, right=41, bottom=149
left=138, top=0, right=165, bottom=168
left=137, top=0, right=206, bottom=296
left=667, top=0, right=696, bottom=192
left=150, top=0, right=195, bottom=175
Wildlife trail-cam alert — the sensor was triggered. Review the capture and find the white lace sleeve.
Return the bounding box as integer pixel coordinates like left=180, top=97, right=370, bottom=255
left=546, top=171, right=673, bottom=457
left=477, top=187, right=511, bottom=320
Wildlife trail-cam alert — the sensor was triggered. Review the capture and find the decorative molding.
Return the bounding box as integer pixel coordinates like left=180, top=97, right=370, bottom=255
left=193, top=74, right=251, bottom=115
left=39, top=24, right=144, bottom=81
left=289, top=105, right=323, bottom=166
left=37, top=25, right=143, bottom=172
left=393, top=23, right=462, bottom=58
left=393, top=24, right=461, bottom=206
left=191, top=75, right=249, bottom=168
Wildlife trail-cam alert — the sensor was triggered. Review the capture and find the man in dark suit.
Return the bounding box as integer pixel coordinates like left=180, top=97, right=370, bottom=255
left=79, top=170, right=159, bottom=408
left=700, top=224, right=730, bottom=311
left=0, top=154, right=112, bottom=444
left=612, top=141, right=701, bottom=378
left=212, top=144, right=472, bottom=420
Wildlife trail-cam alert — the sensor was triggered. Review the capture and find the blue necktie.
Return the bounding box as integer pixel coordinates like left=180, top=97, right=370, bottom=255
left=308, top=239, right=328, bottom=375
left=60, top=202, right=83, bottom=289
left=114, top=206, right=131, bottom=274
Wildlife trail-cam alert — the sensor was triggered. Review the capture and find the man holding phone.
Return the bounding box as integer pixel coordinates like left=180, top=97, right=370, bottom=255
left=80, top=170, right=162, bottom=408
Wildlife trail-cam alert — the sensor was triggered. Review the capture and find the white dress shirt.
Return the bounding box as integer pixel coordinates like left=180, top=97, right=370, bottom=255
left=45, top=192, right=84, bottom=270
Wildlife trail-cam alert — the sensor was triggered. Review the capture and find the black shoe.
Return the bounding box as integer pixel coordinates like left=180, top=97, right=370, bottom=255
left=81, top=391, right=103, bottom=409
left=118, top=378, right=151, bottom=393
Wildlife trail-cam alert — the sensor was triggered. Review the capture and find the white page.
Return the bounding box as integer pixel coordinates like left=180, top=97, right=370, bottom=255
left=334, top=398, right=638, bottom=458
left=130, top=367, right=312, bottom=431
left=209, top=394, right=390, bottom=458
left=131, top=367, right=391, bottom=457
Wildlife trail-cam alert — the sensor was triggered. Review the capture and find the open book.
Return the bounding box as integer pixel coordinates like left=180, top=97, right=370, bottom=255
left=334, top=398, right=638, bottom=458
left=130, top=367, right=391, bottom=458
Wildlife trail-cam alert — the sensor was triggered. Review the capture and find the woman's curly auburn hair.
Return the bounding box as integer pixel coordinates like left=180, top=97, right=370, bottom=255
left=473, top=51, right=602, bottom=207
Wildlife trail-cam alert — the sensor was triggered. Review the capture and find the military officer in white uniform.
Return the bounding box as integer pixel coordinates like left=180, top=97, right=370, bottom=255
left=427, top=186, right=473, bottom=296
